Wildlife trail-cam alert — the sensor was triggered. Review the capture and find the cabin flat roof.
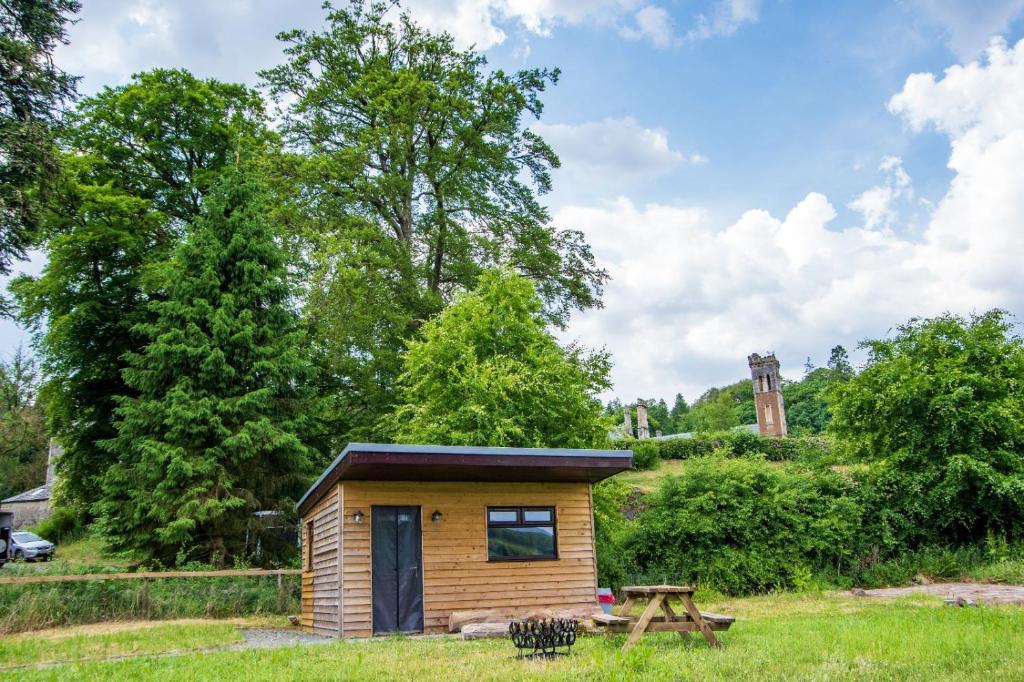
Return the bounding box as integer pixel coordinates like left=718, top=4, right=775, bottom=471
left=296, top=443, right=632, bottom=516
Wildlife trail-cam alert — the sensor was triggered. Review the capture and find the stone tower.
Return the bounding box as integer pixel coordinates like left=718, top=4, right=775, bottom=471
left=623, top=406, right=634, bottom=438
left=748, top=353, right=788, bottom=437
left=635, top=399, right=650, bottom=440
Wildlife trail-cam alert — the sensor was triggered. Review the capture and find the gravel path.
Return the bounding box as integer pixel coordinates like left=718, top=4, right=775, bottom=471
left=233, top=628, right=335, bottom=649
left=853, top=582, right=1024, bottom=605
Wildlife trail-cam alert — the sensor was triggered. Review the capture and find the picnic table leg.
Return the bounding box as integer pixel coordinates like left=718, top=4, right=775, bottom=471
left=617, top=596, right=636, bottom=618
left=661, top=599, right=692, bottom=641
left=678, top=593, right=720, bottom=649
left=622, top=593, right=665, bottom=651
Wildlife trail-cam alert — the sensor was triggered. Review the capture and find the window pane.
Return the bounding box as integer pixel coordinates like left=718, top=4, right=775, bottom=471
left=488, top=526, right=555, bottom=559
left=488, top=510, right=518, bottom=523
left=523, top=509, right=552, bottom=523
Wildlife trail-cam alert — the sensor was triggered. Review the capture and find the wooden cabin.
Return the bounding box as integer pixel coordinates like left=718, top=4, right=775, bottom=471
left=296, top=443, right=632, bottom=637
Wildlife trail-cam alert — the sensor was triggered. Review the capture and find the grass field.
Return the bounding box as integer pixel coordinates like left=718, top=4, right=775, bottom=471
left=614, top=459, right=697, bottom=491
left=0, top=619, right=244, bottom=670
left=6, top=593, right=1023, bottom=681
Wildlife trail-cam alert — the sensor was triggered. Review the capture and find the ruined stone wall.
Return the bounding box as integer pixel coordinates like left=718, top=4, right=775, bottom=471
left=0, top=500, right=51, bottom=529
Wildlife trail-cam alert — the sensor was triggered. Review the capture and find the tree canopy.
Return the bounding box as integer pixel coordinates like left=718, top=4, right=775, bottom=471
left=0, top=0, right=79, bottom=309
left=387, top=269, right=610, bottom=448
left=830, top=310, right=1024, bottom=544
left=261, top=0, right=607, bottom=442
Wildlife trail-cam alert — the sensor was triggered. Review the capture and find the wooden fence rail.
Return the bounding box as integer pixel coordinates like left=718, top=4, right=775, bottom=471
left=0, top=568, right=301, bottom=586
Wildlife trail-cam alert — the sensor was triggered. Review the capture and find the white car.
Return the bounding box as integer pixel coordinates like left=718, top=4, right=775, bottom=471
left=10, top=531, right=55, bottom=561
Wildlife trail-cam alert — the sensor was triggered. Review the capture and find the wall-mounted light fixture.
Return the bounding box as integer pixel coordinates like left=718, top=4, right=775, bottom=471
left=353, top=510, right=364, bottom=524
left=431, top=510, right=442, bottom=523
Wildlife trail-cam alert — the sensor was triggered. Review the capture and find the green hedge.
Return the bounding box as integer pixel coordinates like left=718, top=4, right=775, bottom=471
left=614, top=431, right=833, bottom=463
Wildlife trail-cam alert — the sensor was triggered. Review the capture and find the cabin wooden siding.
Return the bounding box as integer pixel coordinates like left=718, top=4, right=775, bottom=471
left=338, top=480, right=599, bottom=637
left=299, top=485, right=341, bottom=635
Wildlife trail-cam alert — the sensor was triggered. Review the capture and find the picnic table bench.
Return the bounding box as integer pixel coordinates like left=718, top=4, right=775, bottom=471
left=594, top=585, right=734, bottom=651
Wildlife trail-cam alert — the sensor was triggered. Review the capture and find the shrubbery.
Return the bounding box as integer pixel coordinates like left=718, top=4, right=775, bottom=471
left=31, top=505, right=85, bottom=544
left=613, top=431, right=834, bottom=463
left=592, top=479, right=632, bottom=589
left=830, top=311, right=1024, bottom=548
left=629, top=440, right=660, bottom=470
left=621, top=456, right=862, bottom=594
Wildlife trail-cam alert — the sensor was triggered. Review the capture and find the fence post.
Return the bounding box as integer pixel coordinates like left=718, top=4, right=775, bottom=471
left=277, top=573, right=286, bottom=612
left=140, top=577, right=151, bottom=619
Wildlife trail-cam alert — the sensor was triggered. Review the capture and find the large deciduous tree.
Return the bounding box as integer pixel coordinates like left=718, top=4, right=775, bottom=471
left=0, top=0, right=79, bottom=309
left=12, top=69, right=275, bottom=509
left=387, top=269, right=610, bottom=448
left=261, top=0, right=607, bottom=441
left=829, top=310, right=1024, bottom=546
left=96, top=169, right=313, bottom=567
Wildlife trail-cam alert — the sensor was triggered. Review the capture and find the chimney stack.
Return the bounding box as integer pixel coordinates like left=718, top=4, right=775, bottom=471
left=623, top=406, right=634, bottom=438
left=46, top=439, right=62, bottom=486
left=636, top=399, right=650, bottom=440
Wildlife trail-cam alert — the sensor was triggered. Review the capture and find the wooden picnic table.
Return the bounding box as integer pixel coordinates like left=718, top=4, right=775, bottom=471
left=592, top=585, right=733, bottom=651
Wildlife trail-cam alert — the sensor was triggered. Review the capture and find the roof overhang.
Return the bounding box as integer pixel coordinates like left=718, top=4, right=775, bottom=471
left=296, top=443, right=632, bottom=516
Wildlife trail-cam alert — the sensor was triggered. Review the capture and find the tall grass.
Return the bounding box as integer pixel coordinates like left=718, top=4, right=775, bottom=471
left=0, top=574, right=300, bottom=634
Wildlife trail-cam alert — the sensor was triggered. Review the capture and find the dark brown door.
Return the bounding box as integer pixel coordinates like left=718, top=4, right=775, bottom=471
left=371, top=506, right=424, bottom=634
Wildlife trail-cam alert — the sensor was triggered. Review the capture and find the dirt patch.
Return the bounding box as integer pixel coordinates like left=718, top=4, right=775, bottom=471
left=853, top=582, right=1024, bottom=605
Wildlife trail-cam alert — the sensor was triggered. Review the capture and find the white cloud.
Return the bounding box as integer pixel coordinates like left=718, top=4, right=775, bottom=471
left=686, top=0, right=761, bottom=42
left=848, top=156, right=912, bottom=230
left=55, top=0, right=328, bottom=92
left=621, top=5, right=676, bottom=49
left=533, top=117, right=703, bottom=199
left=561, top=193, right=916, bottom=401
left=56, top=0, right=761, bottom=96
left=910, top=0, right=1024, bottom=59
left=892, top=37, right=1024, bottom=309
left=406, top=0, right=656, bottom=49
left=564, top=38, right=1024, bottom=401
left=409, top=0, right=759, bottom=50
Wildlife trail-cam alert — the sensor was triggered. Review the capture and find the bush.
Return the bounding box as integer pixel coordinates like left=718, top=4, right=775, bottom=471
left=31, top=505, right=85, bottom=544
left=629, top=440, right=660, bottom=470
left=592, top=479, right=632, bottom=589
left=828, top=310, right=1024, bottom=546
left=623, top=456, right=862, bottom=594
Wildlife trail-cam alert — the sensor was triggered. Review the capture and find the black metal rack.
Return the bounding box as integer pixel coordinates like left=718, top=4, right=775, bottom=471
left=509, top=618, right=578, bottom=659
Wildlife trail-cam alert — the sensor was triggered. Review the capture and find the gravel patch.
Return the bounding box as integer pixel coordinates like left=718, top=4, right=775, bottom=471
left=852, top=582, right=1024, bottom=605
left=235, top=628, right=334, bottom=649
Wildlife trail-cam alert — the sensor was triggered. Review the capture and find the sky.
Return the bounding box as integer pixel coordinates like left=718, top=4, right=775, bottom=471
left=4, top=0, right=1024, bottom=405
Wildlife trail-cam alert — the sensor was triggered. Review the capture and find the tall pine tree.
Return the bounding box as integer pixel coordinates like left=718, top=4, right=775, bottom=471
left=96, top=169, right=313, bottom=567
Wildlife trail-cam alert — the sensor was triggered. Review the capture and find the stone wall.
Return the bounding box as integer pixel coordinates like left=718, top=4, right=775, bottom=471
left=0, top=499, right=52, bottom=529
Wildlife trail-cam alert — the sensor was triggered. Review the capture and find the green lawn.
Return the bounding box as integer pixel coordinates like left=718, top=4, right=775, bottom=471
left=614, top=459, right=697, bottom=491
left=7, top=594, right=1024, bottom=681
left=0, top=620, right=243, bottom=670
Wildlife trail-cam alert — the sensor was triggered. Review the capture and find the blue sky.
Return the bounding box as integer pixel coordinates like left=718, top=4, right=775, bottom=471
left=5, top=0, right=1024, bottom=404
